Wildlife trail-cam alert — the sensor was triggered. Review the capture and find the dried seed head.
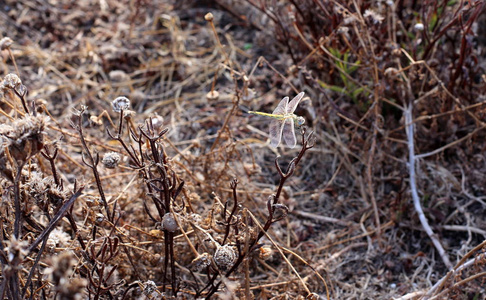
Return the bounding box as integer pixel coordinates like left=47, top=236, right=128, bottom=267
left=204, top=12, right=214, bottom=21
left=191, top=252, right=211, bottom=271
left=0, top=115, right=49, bottom=162
left=143, top=280, right=158, bottom=296
left=258, top=245, right=274, bottom=260
left=206, top=90, right=219, bottom=101
left=2, top=73, right=22, bottom=90
left=102, top=152, right=121, bottom=169
left=111, top=96, right=130, bottom=113
left=214, top=245, right=238, bottom=271
left=363, top=9, right=384, bottom=24
left=46, top=228, right=71, bottom=251
left=0, top=37, right=13, bottom=50
left=162, top=212, right=178, bottom=232
left=4, top=237, right=28, bottom=266
left=95, top=213, right=105, bottom=224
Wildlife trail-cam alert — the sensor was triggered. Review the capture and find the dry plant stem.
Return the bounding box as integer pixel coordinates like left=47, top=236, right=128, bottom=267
left=28, top=186, right=84, bottom=253
left=13, top=163, right=26, bottom=239
left=74, top=112, right=112, bottom=221
left=21, top=237, right=49, bottom=298
left=246, top=210, right=313, bottom=297
left=204, top=129, right=314, bottom=299
left=423, top=239, right=486, bottom=299
left=13, top=87, right=29, bottom=114
left=405, top=103, right=453, bottom=270
left=41, top=146, right=86, bottom=250
left=7, top=48, right=20, bottom=77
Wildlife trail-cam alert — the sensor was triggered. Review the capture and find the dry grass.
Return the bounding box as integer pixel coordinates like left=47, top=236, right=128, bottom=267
left=1, top=0, right=486, bottom=299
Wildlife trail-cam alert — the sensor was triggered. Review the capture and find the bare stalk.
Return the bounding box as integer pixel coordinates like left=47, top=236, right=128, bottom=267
left=404, top=103, right=453, bottom=270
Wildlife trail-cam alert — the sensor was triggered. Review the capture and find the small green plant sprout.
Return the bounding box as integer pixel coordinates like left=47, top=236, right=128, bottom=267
left=249, top=92, right=306, bottom=148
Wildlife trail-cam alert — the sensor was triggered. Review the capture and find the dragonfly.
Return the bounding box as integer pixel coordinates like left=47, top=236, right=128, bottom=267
left=249, top=92, right=305, bottom=148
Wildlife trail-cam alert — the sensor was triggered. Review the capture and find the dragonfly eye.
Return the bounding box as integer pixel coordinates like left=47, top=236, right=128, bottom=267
left=297, top=116, right=305, bottom=126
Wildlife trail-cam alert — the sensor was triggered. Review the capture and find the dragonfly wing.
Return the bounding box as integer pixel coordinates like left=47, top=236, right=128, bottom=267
left=287, top=92, right=305, bottom=113
left=282, top=118, right=297, bottom=148
left=269, top=118, right=285, bottom=148
left=272, top=96, right=289, bottom=115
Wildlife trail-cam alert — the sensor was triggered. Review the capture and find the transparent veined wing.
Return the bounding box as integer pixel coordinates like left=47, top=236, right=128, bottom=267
left=286, top=92, right=305, bottom=114
left=269, top=118, right=285, bottom=148
left=272, top=96, right=289, bottom=116
left=281, top=118, right=297, bottom=148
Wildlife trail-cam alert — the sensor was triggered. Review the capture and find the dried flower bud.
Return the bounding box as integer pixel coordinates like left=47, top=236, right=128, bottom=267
left=414, top=23, right=424, bottom=31
left=111, top=96, right=130, bottom=113
left=95, top=213, right=105, bottom=224
left=2, top=73, right=22, bottom=90
left=191, top=253, right=211, bottom=271
left=213, top=245, right=238, bottom=271
left=206, top=90, right=219, bottom=101
left=272, top=203, right=289, bottom=221
left=204, top=12, right=214, bottom=21
left=306, top=292, right=320, bottom=300
left=102, top=152, right=121, bottom=169
left=162, top=212, right=178, bottom=232
left=257, top=245, right=274, bottom=260
left=0, top=37, right=13, bottom=50
left=109, top=70, right=129, bottom=82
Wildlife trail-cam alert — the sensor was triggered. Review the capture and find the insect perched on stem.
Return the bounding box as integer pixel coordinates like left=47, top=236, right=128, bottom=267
left=249, top=92, right=306, bottom=148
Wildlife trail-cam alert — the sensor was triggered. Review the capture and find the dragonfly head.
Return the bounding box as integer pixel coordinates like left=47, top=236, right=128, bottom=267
left=296, top=116, right=305, bottom=126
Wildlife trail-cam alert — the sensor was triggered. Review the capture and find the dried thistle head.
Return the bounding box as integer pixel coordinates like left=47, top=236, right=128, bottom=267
left=111, top=96, right=130, bottom=113
left=102, top=152, right=121, bottom=169
left=46, top=228, right=71, bottom=251
left=0, top=115, right=49, bottom=162
left=213, top=245, right=238, bottom=271
left=1, top=73, right=22, bottom=90
left=24, top=172, right=67, bottom=207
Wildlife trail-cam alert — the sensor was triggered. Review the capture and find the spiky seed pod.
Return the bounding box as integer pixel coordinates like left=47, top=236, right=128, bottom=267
left=111, top=96, right=130, bottom=113
left=102, top=152, right=121, bottom=169
left=213, top=245, right=238, bottom=271
left=162, top=212, right=178, bottom=232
